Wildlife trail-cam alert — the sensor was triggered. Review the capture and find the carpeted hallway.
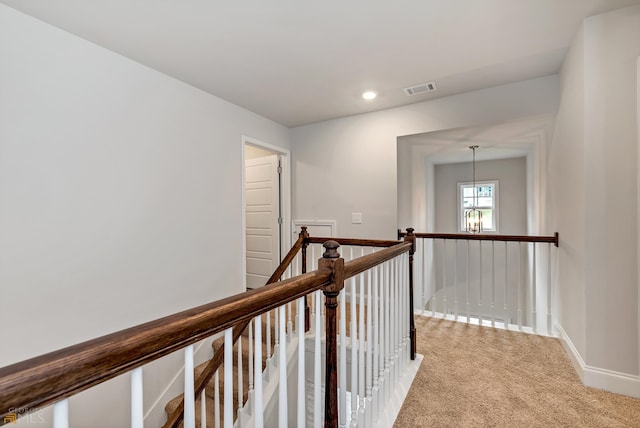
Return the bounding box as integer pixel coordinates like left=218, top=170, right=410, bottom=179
left=394, top=316, right=640, bottom=427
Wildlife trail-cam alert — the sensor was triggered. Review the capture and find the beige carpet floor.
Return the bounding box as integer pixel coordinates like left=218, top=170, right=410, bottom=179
left=394, top=316, right=640, bottom=428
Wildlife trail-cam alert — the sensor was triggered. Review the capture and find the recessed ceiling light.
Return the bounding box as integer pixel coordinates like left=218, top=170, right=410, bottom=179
left=362, top=91, right=377, bottom=100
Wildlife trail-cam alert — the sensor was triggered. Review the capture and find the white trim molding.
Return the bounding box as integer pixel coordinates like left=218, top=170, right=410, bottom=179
left=555, top=322, right=640, bottom=399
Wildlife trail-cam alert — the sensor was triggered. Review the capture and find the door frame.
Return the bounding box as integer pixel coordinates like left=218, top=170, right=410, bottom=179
left=241, top=135, right=291, bottom=289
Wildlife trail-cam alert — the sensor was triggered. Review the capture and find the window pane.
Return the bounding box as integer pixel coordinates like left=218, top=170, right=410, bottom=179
left=477, top=196, right=493, bottom=207
left=463, top=187, right=475, bottom=198
left=480, top=209, right=493, bottom=229
left=459, top=181, right=498, bottom=232
left=477, top=185, right=493, bottom=197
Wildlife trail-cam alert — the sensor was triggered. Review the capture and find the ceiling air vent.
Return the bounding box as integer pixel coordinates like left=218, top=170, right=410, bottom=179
left=404, top=81, right=437, bottom=96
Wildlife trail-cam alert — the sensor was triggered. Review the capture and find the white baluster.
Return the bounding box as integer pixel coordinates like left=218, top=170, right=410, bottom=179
left=400, top=254, right=406, bottom=366
left=517, top=242, right=522, bottom=329
left=311, top=246, right=317, bottom=333
left=405, top=252, right=411, bottom=366
left=297, top=296, right=306, bottom=427
left=398, top=255, right=404, bottom=369
left=314, top=290, right=322, bottom=428
left=224, top=328, right=233, bottom=428
left=391, top=257, right=400, bottom=391
left=489, top=241, right=494, bottom=326
left=184, top=345, right=196, bottom=428
left=201, top=389, right=206, bottom=428
left=358, top=269, right=366, bottom=423
left=384, top=260, right=391, bottom=404
left=350, top=274, right=358, bottom=427
left=321, top=249, right=326, bottom=327
left=279, top=305, right=287, bottom=428
left=532, top=242, right=537, bottom=333
left=266, top=310, right=272, bottom=360
left=53, top=399, right=69, bottom=428
left=372, top=263, right=381, bottom=421
left=287, top=302, right=293, bottom=341
left=421, top=240, right=427, bottom=312
left=442, top=239, right=447, bottom=316
left=398, top=255, right=403, bottom=372
left=275, top=308, right=280, bottom=360
left=466, top=240, right=470, bottom=323
left=131, top=367, right=143, bottom=428
left=339, top=285, right=347, bottom=427
left=478, top=241, right=483, bottom=325
left=390, top=258, right=396, bottom=390
left=237, top=333, right=243, bottom=414
left=214, top=371, right=220, bottom=428
left=255, top=316, right=263, bottom=428
left=248, top=321, right=254, bottom=393
left=401, top=253, right=407, bottom=367
left=365, top=266, right=373, bottom=427
left=504, top=242, right=509, bottom=329
left=454, top=241, right=459, bottom=319
left=396, top=256, right=402, bottom=379
left=547, top=243, right=553, bottom=335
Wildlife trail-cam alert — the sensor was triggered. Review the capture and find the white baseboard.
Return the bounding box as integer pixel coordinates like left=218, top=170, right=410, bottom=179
left=554, top=322, right=640, bottom=399
left=375, top=354, right=423, bottom=428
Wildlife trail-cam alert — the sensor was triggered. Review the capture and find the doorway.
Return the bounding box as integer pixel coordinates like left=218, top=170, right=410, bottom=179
left=242, top=137, right=289, bottom=289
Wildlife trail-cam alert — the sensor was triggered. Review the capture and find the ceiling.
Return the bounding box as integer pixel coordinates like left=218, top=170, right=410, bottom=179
left=3, top=0, right=639, bottom=127
left=399, top=115, right=554, bottom=165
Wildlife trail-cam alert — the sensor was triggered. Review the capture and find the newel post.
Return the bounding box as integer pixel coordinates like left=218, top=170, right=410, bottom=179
left=300, top=226, right=311, bottom=331
left=403, top=228, right=417, bottom=360
left=318, top=240, right=344, bottom=428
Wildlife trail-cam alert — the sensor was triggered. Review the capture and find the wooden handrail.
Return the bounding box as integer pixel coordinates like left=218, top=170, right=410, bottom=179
left=397, top=230, right=559, bottom=247
left=165, top=228, right=309, bottom=427
left=343, top=241, right=412, bottom=279
left=0, top=269, right=331, bottom=421
left=0, top=234, right=414, bottom=426
left=306, top=236, right=400, bottom=248
left=163, top=318, right=250, bottom=428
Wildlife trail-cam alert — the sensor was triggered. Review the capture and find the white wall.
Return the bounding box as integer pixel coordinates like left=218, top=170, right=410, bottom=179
left=582, top=5, right=640, bottom=376
left=434, top=157, right=527, bottom=234
left=0, top=4, right=290, bottom=426
left=548, top=24, right=587, bottom=368
left=292, top=76, right=560, bottom=240
left=548, top=4, right=640, bottom=379
left=430, top=158, right=529, bottom=323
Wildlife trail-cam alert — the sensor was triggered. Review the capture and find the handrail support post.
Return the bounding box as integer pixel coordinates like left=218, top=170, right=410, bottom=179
left=318, top=240, right=345, bottom=428
left=300, top=226, right=311, bottom=332
left=404, top=228, right=417, bottom=360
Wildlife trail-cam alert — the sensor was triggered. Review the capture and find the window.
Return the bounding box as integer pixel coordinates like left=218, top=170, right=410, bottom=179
left=458, top=180, right=498, bottom=232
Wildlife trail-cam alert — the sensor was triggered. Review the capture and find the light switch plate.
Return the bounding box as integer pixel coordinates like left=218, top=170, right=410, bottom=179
left=352, top=212, right=362, bottom=224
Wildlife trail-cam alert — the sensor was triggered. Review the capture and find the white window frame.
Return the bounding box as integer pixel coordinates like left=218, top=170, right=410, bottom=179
left=457, top=180, right=499, bottom=233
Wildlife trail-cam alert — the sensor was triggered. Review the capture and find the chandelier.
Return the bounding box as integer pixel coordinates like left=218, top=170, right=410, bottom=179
left=465, top=145, right=482, bottom=233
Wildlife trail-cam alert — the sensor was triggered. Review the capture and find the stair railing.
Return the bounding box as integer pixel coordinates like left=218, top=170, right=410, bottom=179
left=398, top=229, right=559, bottom=335
left=0, top=229, right=415, bottom=428
left=163, top=229, right=308, bottom=427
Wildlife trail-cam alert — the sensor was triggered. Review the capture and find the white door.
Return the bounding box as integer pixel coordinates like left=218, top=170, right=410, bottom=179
left=245, top=155, right=281, bottom=288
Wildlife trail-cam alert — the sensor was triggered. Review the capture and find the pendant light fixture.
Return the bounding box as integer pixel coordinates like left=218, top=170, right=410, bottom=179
left=465, top=145, right=483, bottom=233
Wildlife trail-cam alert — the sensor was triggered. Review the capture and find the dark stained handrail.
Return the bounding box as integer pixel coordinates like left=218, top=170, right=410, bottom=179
left=343, top=241, right=412, bottom=278
left=164, top=232, right=309, bottom=427
left=397, top=230, right=559, bottom=247
left=0, top=234, right=412, bottom=426
left=0, top=269, right=332, bottom=422
left=307, top=236, right=401, bottom=248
